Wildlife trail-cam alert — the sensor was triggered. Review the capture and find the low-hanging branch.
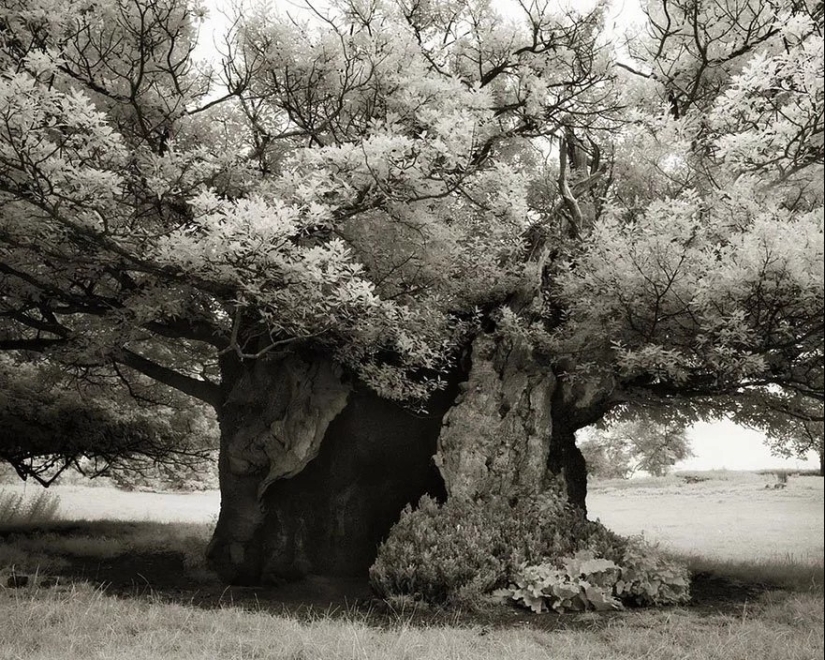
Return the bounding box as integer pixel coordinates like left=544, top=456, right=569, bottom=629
left=114, top=348, right=222, bottom=408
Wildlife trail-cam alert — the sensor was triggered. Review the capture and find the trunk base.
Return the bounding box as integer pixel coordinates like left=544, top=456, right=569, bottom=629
left=209, top=379, right=456, bottom=584
left=258, top=389, right=449, bottom=580
left=547, top=432, right=588, bottom=514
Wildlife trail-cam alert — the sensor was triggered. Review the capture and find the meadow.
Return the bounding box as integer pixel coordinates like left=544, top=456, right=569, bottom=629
left=589, top=471, right=825, bottom=562
left=0, top=471, right=822, bottom=660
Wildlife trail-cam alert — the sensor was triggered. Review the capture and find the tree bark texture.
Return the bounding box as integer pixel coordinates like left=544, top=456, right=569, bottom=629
left=546, top=427, right=589, bottom=513
left=207, top=337, right=612, bottom=585
left=549, top=363, right=616, bottom=513
left=434, top=335, right=555, bottom=499
left=434, top=334, right=609, bottom=513
left=207, top=351, right=454, bottom=584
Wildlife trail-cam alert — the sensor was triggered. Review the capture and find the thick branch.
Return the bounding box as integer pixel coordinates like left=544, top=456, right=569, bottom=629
left=0, top=337, right=65, bottom=351
left=115, top=348, right=221, bottom=408
left=145, top=319, right=229, bottom=348
left=558, top=142, right=584, bottom=239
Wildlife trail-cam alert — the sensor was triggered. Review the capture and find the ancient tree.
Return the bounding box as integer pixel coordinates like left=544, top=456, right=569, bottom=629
left=0, top=0, right=822, bottom=584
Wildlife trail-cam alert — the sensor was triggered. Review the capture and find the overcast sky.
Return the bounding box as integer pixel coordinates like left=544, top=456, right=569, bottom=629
left=681, top=421, right=819, bottom=471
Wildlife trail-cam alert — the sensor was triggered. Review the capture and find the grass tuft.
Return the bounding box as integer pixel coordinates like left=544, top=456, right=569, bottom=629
left=0, top=488, right=60, bottom=526
left=0, top=519, right=214, bottom=579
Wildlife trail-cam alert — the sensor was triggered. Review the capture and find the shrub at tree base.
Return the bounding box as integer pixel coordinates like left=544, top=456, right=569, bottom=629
left=613, top=541, right=692, bottom=607
left=503, top=542, right=691, bottom=613
left=369, top=490, right=646, bottom=609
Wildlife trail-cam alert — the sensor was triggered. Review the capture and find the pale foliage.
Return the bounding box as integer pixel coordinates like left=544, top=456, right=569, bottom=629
left=0, top=0, right=821, bottom=428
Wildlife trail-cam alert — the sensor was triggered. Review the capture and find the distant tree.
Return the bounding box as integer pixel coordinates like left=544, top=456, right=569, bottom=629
left=765, top=417, right=824, bottom=476
left=580, top=419, right=694, bottom=479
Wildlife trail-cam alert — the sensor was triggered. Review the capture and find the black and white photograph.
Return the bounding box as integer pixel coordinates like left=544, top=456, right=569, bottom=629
left=1, top=0, right=822, bottom=657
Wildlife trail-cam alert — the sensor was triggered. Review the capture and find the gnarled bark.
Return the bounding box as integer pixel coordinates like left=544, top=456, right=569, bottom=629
left=207, top=351, right=455, bottom=584
left=550, top=363, right=617, bottom=513
left=207, top=352, right=351, bottom=584
left=546, top=427, right=588, bottom=513
left=435, top=334, right=614, bottom=514
left=207, top=338, right=616, bottom=585
left=434, top=334, right=555, bottom=499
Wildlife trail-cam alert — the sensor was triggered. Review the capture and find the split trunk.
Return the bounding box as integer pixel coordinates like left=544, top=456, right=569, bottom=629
left=206, top=335, right=610, bottom=585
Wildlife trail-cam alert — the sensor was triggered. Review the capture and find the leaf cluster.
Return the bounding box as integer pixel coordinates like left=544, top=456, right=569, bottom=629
left=368, top=489, right=627, bottom=608
left=503, top=539, right=690, bottom=613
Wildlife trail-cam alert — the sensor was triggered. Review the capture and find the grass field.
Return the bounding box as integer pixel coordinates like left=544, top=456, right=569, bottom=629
left=0, top=482, right=220, bottom=524
left=589, top=471, right=825, bottom=562
left=1, top=471, right=823, bottom=660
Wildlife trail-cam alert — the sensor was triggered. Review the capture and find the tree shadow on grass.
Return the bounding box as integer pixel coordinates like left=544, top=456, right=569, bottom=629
left=0, top=521, right=806, bottom=632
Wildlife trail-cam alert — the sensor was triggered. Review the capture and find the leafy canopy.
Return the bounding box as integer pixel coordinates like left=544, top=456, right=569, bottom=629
left=0, top=0, right=822, bottom=473
left=0, top=353, right=217, bottom=485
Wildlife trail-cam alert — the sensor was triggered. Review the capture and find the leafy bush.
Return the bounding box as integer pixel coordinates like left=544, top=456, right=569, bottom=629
left=0, top=489, right=61, bottom=525
left=613, top=538, right=692, bottom=606
left=503, top=539, right=691, bottom=613
left=369, top=490, right=628, bottom=607
left=505, top=551, right=624, bottom=612
left=369, top=496, right=502, bottom=606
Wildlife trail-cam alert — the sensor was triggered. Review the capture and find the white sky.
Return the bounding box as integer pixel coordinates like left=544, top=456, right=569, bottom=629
left=193, top=0, right=820, bottom=472
left=680, top=420, right=819, bottom=472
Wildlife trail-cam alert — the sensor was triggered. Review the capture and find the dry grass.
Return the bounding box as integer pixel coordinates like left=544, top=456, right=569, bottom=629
left=0, top=520, right=213, bottom=577
left=0, top=483, right=219, bottom=524
left=0, top=488, right=61, bottom=526
left=1, top=582, right=822, bottom=660
left=0, top=470, right=822, bottom=659
left=589, top=471, right=824, bottom=561
left=687, top=554, right=824, bottom=594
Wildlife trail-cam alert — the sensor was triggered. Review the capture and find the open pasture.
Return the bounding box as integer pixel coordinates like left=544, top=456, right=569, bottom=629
left=589, top=471, right=825, bottom=562
left=1, top=471, right=822, bottom=660
left=5, top=469, right=821, bottom=562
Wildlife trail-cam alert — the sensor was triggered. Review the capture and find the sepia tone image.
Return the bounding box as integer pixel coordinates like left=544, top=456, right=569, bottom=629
left=1, top=0, right=822, bottom=658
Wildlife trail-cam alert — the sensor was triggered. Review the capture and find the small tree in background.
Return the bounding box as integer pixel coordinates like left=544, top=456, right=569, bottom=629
left=580, top=419, right=694, bottom=479
left=765, top=419, right=824, bottom=476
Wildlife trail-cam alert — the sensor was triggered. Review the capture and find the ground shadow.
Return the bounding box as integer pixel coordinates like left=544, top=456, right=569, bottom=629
left=0, top=521, right=793, bottom=632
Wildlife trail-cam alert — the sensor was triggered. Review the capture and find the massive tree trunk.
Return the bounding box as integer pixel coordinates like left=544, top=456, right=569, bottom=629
left=206, top=351, right=455, bottom=585
left=206, top=335, right=613, bottom=585
left=433, top=334, right=604, bottom=513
